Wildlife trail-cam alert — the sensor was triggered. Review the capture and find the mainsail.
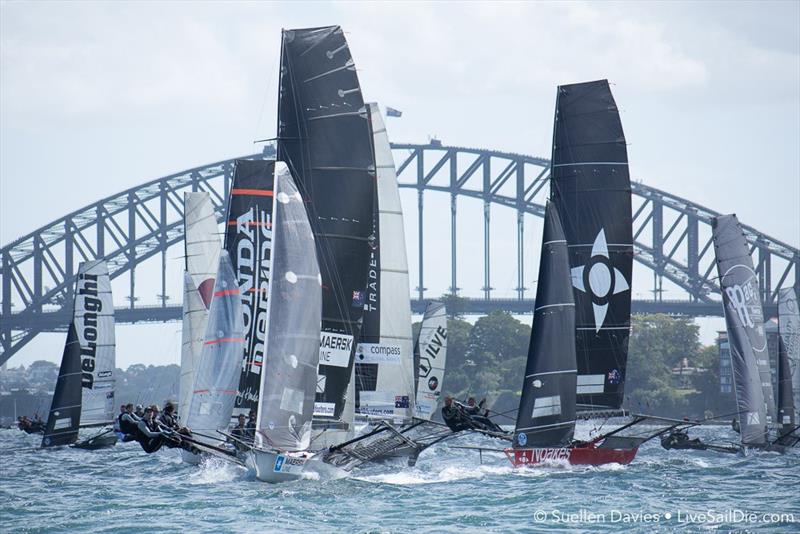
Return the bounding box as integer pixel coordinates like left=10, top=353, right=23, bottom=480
left=184, top=251, right=245, bottom=441
left=713, top=214, right=771, bottom=445
left=42, top=324, right=82, bottom=447
left=413, top=301, right=448, bottom=420
left=778, top=287, right=799, bottom=429
left=550, top=79, right=633, bottom=411
left=514, top=202, right=577, bottom=448
left=224, top=159, right=276, bottom=416
left=254, top=163, right=321, bottom=452
left=277, top=26, right=377, bottom=421
left=180, top=192, right=221, bottom=419
left=778, top=287, right=800, bottom=413
left=354, top=103, right=415, bottom=421
left=42, top=260, right=115, bottom=446
left=76, top=261, right=116, bottom=426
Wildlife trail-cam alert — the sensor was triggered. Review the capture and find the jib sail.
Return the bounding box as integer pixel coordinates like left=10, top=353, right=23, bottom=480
left=224, top=159, right=276, bottom=416
left=550, top=79, right=633, bottom=411
left=277, top=26, right=376, bottom=421
left=413, top=301, right=448, bottom=420
left=354, top=103, right=415, bottom=421
left=713, top=214, right=771, bottom=445
left=42, top=324, right=82, bottom=448
left=514, top=202, right=577, bottom=448
left=254, top=163, right=321, bottom=451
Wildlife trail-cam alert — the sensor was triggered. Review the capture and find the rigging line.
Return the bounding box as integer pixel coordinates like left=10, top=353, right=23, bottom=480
left=251, top=51, right=280, bottom=150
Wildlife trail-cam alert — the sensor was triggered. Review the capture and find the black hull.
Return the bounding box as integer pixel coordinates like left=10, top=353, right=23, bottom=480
left=72, top=434, right=118, bottom=450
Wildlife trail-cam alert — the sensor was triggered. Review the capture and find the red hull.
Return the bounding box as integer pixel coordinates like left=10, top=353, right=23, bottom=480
left=504, top=442, right=638, bottom=467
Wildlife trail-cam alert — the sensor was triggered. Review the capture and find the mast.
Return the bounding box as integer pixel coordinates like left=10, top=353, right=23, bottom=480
left=778, top=287, right=799, bottom=430
left=712, top=214, right=770, bottom=445
left=224, top=160, right=276, bottom=416
left=76, top=261, right=115, bottom=426
left=181, top=192, right=220, bottom=419
left=254, top=163, right=321, bottom=452
left=354, top=103, right=415, bottom=421
left=277, top=26, right=377, bottom=422
left=42, top=324, right=82, bottom=448
left=514, top=201, right=576, bottom=448
left=413, top=301, right=448, bottom=420
left=184, top=251, right=245, bottom=439
left=549, top=79, right=633, bottom=411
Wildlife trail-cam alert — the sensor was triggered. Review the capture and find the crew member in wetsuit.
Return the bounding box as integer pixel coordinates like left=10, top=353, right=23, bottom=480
left=135, top=407, right=172, bottom=453
left=660, top=428, right=707, bottom=450
left=113, top=405, right=126, bottom=434
left=442, top=396, right=473, bottom=432
left=228, top=414, right=249, bottom=452
left=245, top=409, right=257, bottom=440
left=134, top=404, right=145, bottom=418
left=731, top=418, right=740, bottom=433
left=118, top=404, right=140, bottom=442
left=459, top=397, right=504, bottom=433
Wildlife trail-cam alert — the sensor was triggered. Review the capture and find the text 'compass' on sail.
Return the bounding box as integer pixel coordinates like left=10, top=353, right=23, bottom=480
left=224, top=159, right=276, bottom=416
left=550, top=79, right=633, bottom=412
left=713, top=214, right=773, bottom=446
left=277, top=26, right=377, bottom=422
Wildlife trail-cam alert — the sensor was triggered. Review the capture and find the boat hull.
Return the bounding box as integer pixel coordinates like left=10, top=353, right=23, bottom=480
left=504, top=443, right=638, bottom=467
left=72, top=433, right=118, bottom=450
left=252, top=450, right=311, bottom=483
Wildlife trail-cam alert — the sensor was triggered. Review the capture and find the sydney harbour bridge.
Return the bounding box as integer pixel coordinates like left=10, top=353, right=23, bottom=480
left=2, top=142, right=798, bottom=366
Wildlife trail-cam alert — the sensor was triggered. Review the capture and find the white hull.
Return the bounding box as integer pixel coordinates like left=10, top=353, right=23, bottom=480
left=252, top=450, right=311, bottom=483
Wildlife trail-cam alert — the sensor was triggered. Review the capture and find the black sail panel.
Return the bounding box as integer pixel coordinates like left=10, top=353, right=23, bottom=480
left=514, top=202, right=577, bottom=448
left=777, top=287, right=798, bottom=429
left=550, top=79, right=632, bottom=410
left=224, top=159, right=276, bottom=416
left=713, top=214, right=770, bottom=445
left=42, top=324, right=82, bottom=448
left=278, top=26, right=376, bottom=420
left=777, top=337, right=797, bottom=429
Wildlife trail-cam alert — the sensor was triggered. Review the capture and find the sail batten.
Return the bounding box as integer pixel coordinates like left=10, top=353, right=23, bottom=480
left=278, top=26, right=376, bottom=421
left=550, top=79, right=633, bottom=411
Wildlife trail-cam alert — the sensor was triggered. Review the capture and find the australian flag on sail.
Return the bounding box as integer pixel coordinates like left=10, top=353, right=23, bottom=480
left=386, top=107, right=402, bottom=118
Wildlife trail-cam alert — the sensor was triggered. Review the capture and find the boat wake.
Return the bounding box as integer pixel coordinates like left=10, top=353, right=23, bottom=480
left=189, top=456, right=245, bottom=485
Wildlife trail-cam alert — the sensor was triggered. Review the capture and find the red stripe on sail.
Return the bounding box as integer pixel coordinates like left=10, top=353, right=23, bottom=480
left=214, top=288, right=239, bottom=297
left=204, top=337, right=245, bottom=345
left=231, top=188, right=273, bottom=197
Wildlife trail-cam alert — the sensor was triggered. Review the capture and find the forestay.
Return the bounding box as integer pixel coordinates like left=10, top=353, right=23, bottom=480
left=514, top=202, right=577, bottom=449
left=550, top=80, right=633, bottom=411
left=713, top=214, right=771, bottom=445
left=277, top=26, right=376, bottom=421
left=354, top=103, right=415, bottom=421
left=254, top=163, right=321, bottom=452
left=413, top=301, right=448, bottom=420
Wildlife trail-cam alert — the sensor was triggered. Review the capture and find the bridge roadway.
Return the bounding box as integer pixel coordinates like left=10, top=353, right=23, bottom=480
left=4, top=299, right=759, bottom=333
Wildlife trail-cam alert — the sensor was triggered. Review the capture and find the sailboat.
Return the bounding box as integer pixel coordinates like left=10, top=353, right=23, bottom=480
left=774, top=287, right=799, bottom=446
left=353, top=102, right=415, bottom=424
left=413, top=301, right=448, bottom=420
left=42, top=260, right=117, bottom=450
left=276, top=25, right=377, bottom=449
left=246, top=162, right=322, bottom=483
left=180, top=192, right=221, bottom=423
left=180, top=250, right=244, bottom=464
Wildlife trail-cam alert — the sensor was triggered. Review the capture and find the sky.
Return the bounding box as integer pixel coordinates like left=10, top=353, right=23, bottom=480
left=1, top=1, right=799, bottom=368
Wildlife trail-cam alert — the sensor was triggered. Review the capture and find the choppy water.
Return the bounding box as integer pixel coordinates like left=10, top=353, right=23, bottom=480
left=1, top=424, right=798, bottom=533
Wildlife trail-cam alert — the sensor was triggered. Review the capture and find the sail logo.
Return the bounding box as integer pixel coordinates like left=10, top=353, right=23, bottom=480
left=570, top=229, right=630, bottom=332
left=517, top=448, right=571, bottom=463
left=418, top=326, right=447, bottom=378
left=78, top=272, right=103, bottom=390
left=356, top=343, right=401, bottom=363
left=319, top=332, right=353, bottom=367
left=722, top=264, right=766, bottom=352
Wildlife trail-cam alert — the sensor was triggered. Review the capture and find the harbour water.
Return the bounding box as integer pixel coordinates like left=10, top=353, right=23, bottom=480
left=1, top=424, right=798, bottom=533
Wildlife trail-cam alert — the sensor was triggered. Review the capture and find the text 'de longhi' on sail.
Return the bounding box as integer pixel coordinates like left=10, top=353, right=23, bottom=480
left=413, top=301, right=448, bottom=420
left=514, top=201, right=577, bottom=449
left=224, top=159, right=276, bottom=416
left=354, top=103, right=415, bottom=422
left=549, top=79, right=632, bottom=411
left=277, top=26, right=377, bottom=421
left=254, top=162, right=321, bottom=451
left=713, top=214, right=772, bottom=445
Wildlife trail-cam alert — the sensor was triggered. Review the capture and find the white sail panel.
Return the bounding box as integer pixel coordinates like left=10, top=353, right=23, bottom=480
left=255, top=163, right=321, bottom=452
left=184, top=251, right=244, bottom=442
left=354, top=103, right=415, bottom=421
left=76, top=260, right=116, bottom=425
left=184, top=192, right=221, bottom=308
left=180, top=273, right=206, bottom=419
left=414, top=302, right=447, bottom=420
left=778, top=287, right=800, bottom=417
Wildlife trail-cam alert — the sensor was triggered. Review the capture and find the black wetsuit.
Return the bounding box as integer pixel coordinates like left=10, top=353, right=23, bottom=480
left=442, top=405, right=473, bottom=432
left=660, top=430, right=707, bottom=450
left=119, top=413, right=140, bottom=442
left=136, top=418, right=167, bottom=453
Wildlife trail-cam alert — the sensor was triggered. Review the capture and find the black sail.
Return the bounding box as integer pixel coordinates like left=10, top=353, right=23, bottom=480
left=777, top=287, right=798, bottom=429
left=514, top=202, right=577, bottom=448
left=278, top=26, right=376, bottom=420
left=550, top=80, right=633, bottom=410
left=224, top=159, right=276, bottom=416
left=777, top=336, right=797, bottom=430
left=713, top=214, right=770, bottom=445
left=42, top=324, right=82, bottom=448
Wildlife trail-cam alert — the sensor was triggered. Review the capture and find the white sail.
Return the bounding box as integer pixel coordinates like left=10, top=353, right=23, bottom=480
left=254, top=162, right=321, bottom=452
left=76, top=260, right=116, bottom=425
left=414, top=302, right=448, bottom=420
left=180, top=192, right=220, bottom=419
left=778, top=287, right=800, bottom=415
left=184, top=251, right=244, bottom=446
left=353, top=103, right=415, bottom=421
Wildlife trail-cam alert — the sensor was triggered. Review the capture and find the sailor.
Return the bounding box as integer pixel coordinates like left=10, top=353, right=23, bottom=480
left=461, top=398, right=504, bottom=433
left=731, top=418, right=741, bottom=433
left=245, top=409, right=257, bottom=438
left=118, top=404, right=140, bottom=442
left=442, top=396, right=473, bottom=432
left=228, top=414, right=249, bottom=451
left=660, top=428, right=707, bottom=451
left=464, top=397, right=488, bottom=416
left=134, top=404, right=145, bottom=418
left=157, top=403, right=181, bottom=431
left=113, top=405, right=126, bottom=434
left=134, top=407, right=172, bottom=454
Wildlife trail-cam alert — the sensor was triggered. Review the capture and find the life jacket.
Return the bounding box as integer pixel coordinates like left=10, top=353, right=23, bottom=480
left=119, top=414, right=140, bottom=436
